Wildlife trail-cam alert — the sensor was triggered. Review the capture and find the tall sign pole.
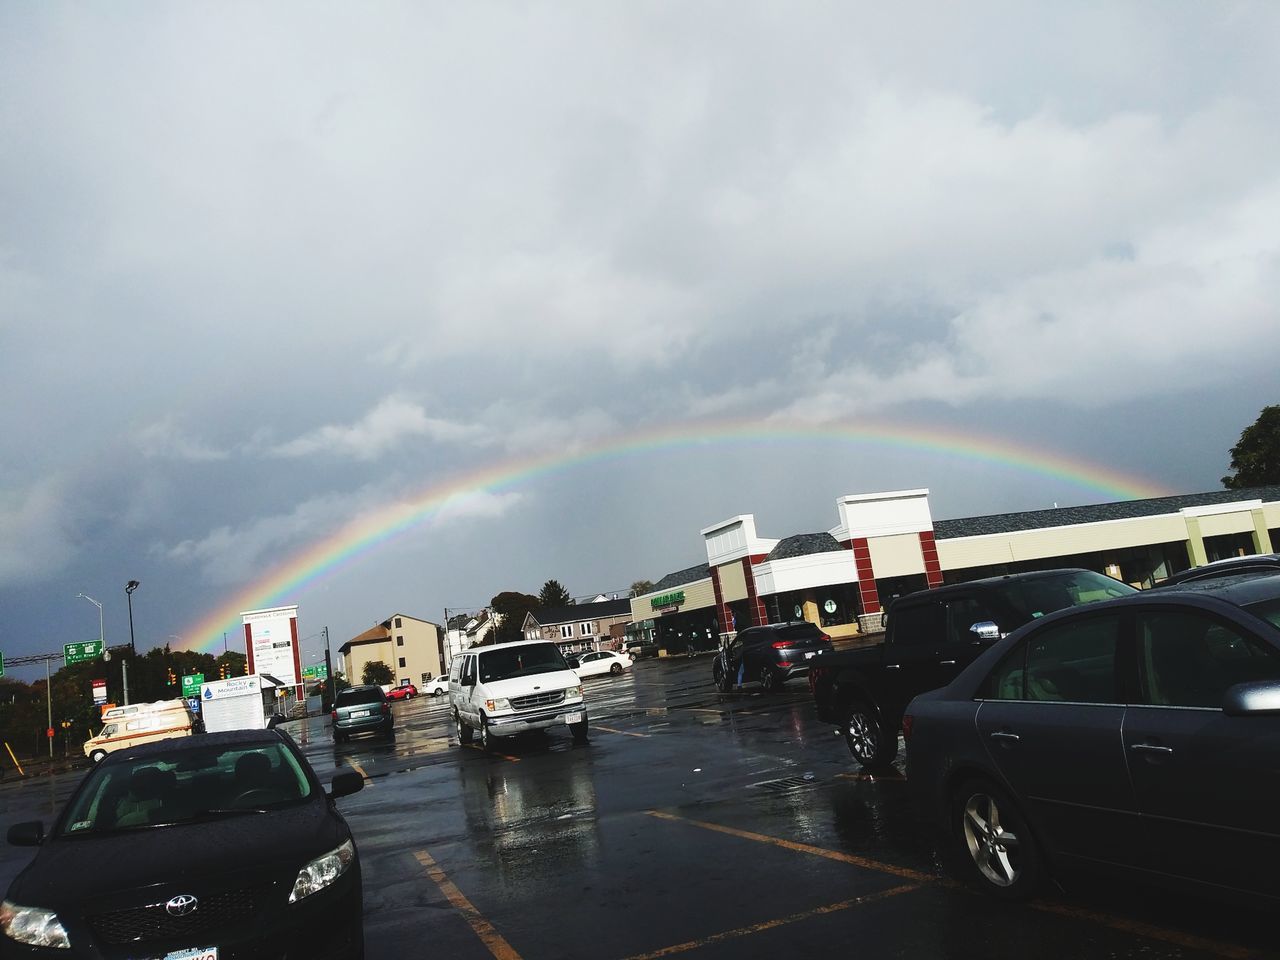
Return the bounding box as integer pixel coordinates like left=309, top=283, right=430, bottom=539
left=45, top=659, right=52, bottom=760
left=322, top=626, right=335, bottom=709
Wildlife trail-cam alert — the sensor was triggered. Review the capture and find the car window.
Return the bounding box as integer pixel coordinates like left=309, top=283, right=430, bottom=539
left=983, top=614, right=1121, bottom=703
left=886, top=601, right=944, bottom=647
left=1001, top=570, right=1135, bottom=621
left=776, top=623, right=822, bottom=641
left=59, top=742, right=312, bottom=835
left=1136, top=609, right=1280, bottom=709
left=1243, top=597, right=1280, bottom=631
left=945, top=596, right=1000, bottom=644
left=336, top=687, right=383, bottom=707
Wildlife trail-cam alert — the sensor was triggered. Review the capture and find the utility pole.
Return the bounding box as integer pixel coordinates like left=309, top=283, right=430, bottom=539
left=122, top=658, right=130, bottom=706
left=322, top=626, right=335, bottom=709
left=45, top=659, right=52, bottom=760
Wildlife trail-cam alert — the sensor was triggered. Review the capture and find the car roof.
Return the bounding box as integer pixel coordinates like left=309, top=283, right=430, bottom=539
left=1159, top=554, right=1280, bottom=585
left=1143, top=570, right=1280, bottom=605
left=105, top=728, right=286, bottom=765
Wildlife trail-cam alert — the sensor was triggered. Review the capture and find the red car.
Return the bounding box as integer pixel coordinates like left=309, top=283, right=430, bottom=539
left=385, top=684, right=417, bottom=701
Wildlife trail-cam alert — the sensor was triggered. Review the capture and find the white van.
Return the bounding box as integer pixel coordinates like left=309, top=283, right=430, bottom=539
left=449, top=640, right=587, bottom=750
left=84, top=700, right=195, bottom=762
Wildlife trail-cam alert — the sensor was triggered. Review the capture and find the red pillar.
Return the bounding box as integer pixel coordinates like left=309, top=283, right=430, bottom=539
left=742, top=557, right=768, bottom=626
left=919, top=531, right=943, bottom=588
left=850, top=537, right=881, bottom=614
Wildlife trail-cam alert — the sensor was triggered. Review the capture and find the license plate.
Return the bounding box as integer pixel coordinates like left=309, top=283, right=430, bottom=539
left=351, top=709, right=371, bottom=718
left=564, top=712, right=583, bottom=724
left=163, top=948, right=217, bottom=960
left=805, top=651, right=817, bottom=660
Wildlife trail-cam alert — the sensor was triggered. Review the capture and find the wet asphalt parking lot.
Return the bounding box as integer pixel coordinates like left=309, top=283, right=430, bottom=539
left=1, top=657, right=1276, bottom=959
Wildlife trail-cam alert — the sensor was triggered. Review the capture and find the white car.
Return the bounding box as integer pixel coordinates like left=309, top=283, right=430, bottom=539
left=574, top=650, right=632, bottom=679
left=423, top=676, right=450, bottom=696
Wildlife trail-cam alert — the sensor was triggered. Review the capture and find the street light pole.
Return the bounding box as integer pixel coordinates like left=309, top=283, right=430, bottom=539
left=125, top=580, right=140, bottom=656
left=76, top=593, right=104, bottom=648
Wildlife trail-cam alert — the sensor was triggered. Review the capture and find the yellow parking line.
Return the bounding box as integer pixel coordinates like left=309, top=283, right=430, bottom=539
left=466, top=743, right=521, bottom=762
left=1030, top=901, right=1257, bottom=960
left=594, top=724, right=650, bottom=738
left=413, top=850, right=523, bottom=960
left=834, top=770, right=906, bottom=783
left=646, top=810, right=932, bottom=882
left=647, top=811, right=1256, bottom=959
left=618, top=885, right=920, bottom=960
left=345, top=759, right=371, bottom=785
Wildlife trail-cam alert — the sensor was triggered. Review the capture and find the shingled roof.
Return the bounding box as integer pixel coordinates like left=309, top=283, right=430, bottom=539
left=934, top=485, right=1280, bottom=540
left=766, top=532, right=844, bottom=560
left=651, top=563, right=711, bottom=591
left=532, top=597, right=632, bottom=627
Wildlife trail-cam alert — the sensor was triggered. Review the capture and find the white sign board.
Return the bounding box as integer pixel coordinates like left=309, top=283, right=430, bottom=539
left=200, top=675, right=266, bottom=733
left=241, top=606, right=299, bottom=687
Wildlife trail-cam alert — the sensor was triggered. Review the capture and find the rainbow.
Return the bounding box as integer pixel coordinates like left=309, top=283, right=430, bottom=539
left=174, top=418, right=1173, bottom=653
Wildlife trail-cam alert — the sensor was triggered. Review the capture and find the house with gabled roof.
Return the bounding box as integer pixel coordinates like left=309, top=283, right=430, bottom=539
left=522, top=598, right=633, bottom=655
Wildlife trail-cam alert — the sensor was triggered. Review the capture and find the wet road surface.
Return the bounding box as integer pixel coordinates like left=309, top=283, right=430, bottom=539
left=1, top=657, right=1276, bottom=958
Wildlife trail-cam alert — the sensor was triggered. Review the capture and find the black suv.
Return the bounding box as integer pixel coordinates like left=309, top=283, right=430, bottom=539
left=331, top=685, right=394, bottom=743
left=713, top=621, right=832, bottom=693
left=809, top=568, right=1136, bottom=768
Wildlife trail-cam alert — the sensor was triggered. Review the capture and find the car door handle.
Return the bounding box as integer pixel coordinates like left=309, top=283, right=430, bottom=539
left=1129, top=742, right=1174, bottom=756
left=940, top=660, right=957, bottom=666
left=989, top=731, right=1020, bottom=743
left=885, top=664, right=900, bottom=670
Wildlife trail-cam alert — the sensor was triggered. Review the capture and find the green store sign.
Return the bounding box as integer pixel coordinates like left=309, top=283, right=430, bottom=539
left=650, top=590, right=686, bottom=610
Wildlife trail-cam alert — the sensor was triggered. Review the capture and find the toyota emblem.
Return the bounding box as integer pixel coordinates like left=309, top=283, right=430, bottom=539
left=165, top=894, right=199, bottom=917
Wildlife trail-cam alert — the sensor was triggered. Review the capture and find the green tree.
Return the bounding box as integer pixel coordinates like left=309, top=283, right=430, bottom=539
left=630, top=579, right=655, bottom=597
left=1223, top=405, right=1280, bottom=489
left=361, top=660, right=394, bottom=685
left=539, top=579, right=572, bottom=607
left=490, top=591, right=541, bottom=644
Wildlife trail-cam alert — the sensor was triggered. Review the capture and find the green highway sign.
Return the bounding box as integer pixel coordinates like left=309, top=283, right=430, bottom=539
left=64, top=640, right=104, bottom=665
left=180, top=673, right=205, bottom=697
left=0, top=652, right=5, bottom=678
left=302, top=664, right=329, bottom=681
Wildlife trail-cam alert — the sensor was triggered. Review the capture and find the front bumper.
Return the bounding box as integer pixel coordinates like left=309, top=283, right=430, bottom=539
left=486, top=704, right=587, bottom=736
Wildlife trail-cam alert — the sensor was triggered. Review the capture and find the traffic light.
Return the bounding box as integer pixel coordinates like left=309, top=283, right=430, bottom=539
left=219, top=663, right=227, bottom=679
left=244, top=660, right=250, bottom=675
left=167, top=668, right=176, bottom=685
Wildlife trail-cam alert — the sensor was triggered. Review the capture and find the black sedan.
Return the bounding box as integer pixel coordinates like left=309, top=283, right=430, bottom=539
left=905, top=573, right=1280, bottom=903
left=1, top=729, right=365, bottom=958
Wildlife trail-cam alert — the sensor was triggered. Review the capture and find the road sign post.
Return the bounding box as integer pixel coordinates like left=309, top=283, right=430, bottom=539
left=64, top=640, right=104, bottom=665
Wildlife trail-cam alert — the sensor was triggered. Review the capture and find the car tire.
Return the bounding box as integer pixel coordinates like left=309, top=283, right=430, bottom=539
left=89, top=749, right=107, bottom=764
left=570, top=716, right=589, bottom=743
left=952, top=777, right=1041, bottom=899
left=479, top=715, right=492, bottom=751
left=759, top=665, right=779, bottom=693
left=610, top=662, right=623, bottom=675
left=433, top=688, right=444, bottom=697
left=841, top=700, right=898, bottom=769
left=455, top=712, right=473, bottom=746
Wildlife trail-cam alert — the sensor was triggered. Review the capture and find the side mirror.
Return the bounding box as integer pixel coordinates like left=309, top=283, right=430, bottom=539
left=328, top=770, right=365, bottom=800
left=460, top=675, right=475, bottom=688
left=970, top=621, right=1001, bottom=642
left=7, top=821, right=44, bottom=847
left=1223, top=680, right=1280, bottom=717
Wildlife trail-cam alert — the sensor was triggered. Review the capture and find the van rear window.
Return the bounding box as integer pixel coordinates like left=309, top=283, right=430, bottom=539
left=336, top=688, right=384, bottom=706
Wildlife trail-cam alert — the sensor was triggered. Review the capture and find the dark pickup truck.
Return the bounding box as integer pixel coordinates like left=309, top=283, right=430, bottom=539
left=808, top=568, right=1135, bottom=769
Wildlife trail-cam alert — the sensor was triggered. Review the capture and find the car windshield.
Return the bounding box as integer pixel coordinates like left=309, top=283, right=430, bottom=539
left=1001, top=570, right=1136, bottom=620
left=479, top=644, right=568, bottom=682
left=57, top=742, right=313, bottom=836
left=336, top=688, right=384, bottom=706
left=1243, top=598, right=1280, bottom=631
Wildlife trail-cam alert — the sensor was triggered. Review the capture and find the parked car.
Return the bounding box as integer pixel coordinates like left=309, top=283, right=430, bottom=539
left=625, top=640, right=658, bottom=660
left=385, top=683, right=417, bottom=701
left=574, top=650, right=632, bottom=679
left=1154, top=552, right=1280, bottom=588
left=712, top=621, right=832, bottom=694
left=423, top=676, right=450, bottom=697
left=1, top=729, right=365, bottom=958
left=449, top=640, right=588, bottom=749
left=331, top=684, right=394, bottom=743
left=905, top=572, right=1280, bottom=903
left=809, top=568, right=1136, bottom=769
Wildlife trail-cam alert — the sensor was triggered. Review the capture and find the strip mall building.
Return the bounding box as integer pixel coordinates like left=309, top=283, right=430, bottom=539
left=628, top=485, right=1280, bottom=654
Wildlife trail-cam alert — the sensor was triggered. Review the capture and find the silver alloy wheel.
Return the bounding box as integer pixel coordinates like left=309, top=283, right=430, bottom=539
left=962, top=792, right=1021, bottom=887
left=760, top=666, right=775, bottom=691
left=846, top=711, right=878, bottom=762
left=479, top=718, right=490, bottom=749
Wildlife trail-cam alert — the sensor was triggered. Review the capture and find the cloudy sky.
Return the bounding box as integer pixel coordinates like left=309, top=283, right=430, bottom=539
left=2, top=2, right=1277, bottom=673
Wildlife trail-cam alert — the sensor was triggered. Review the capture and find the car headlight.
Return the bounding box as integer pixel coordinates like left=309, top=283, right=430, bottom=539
left=0, top=900, right=70, bottom=949
left=289, top=839, right=356, bottom=903
left=564, top=685, right=583, bottom=700
left=484, top=698, right=511, bottom=712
